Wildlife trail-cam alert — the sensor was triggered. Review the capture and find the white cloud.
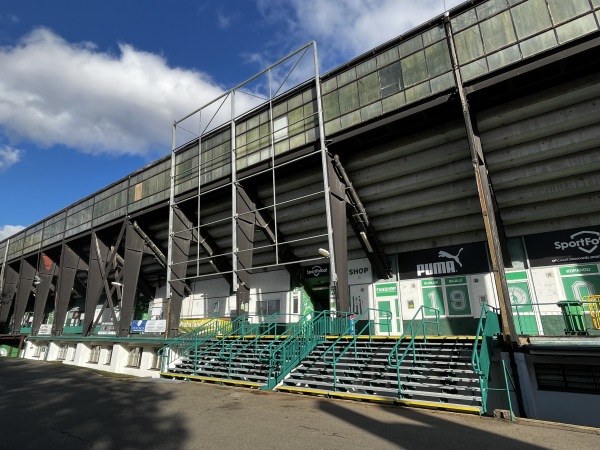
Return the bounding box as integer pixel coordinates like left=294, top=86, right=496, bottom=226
left=257, top=0, right=466, bottom=70
left=0, top=225, right=24, bottom=240
left=0, top=28, right=226, bottom=157
left=0, top=145, right=21, bottom=172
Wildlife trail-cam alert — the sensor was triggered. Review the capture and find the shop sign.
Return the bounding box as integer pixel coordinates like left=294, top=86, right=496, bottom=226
left=375, top=283, right=397, bottom=297
left=145, top=320, right=166, bottom=333
left=524, top=226, right=600, bottom=267
left=348, top=258, right=372, bottom=284
left=398, top=242, right=489, bottom=278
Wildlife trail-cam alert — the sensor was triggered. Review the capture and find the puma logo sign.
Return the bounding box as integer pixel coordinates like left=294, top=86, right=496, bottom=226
left=438, top=248, right=463, bottom=267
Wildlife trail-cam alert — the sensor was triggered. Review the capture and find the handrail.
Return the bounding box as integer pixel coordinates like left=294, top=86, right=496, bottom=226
left=470, top=303, right=500, bottom=415
left=159, top=317, right=237, bottom=372
left=260, top=311, right=332, bottom=389
left=322, top=308, right=392, bottom=392
left=386, top=305, right=440, bottom=398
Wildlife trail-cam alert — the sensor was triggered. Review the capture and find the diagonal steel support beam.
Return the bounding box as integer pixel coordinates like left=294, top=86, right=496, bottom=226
left=445, top=18, right=516, bottom=344
left=0, top=265, right=19, bottom=332
left=331, top=154, right=392, bottom=281
left=54, top=244, right=82, bottom=336
left=31, top=253, right=57, bottom=336
left=11, top=258, right=35, bottom=333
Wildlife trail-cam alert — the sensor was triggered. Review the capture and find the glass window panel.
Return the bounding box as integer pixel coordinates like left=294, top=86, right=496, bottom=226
left=288, top=94, right=303, bottom=110
left=302, top=88, right=315, bottom=104
left=425, top=40, right=452, bottom=77
left=451, top=9, right=478, bottom=32
left=247, top=115, right=259, bottom=130
left=454, top=26, right=485, bottom=64
left=289, top=132, right=306, bottom=149
left=288, top=107, right=304, bottom=135
left=381, top=92, right=406, bottom=113
left=356, top=57, right=377, bottom=78
left=358, top=72, right=381, bottom=107
left=322, top=92, right=340, bottom=121
left=337, top=67, right=356, bottom=87
left=519, top=30, right=558, bottom=58
left=379, top=61, right=403, bottom=97
left=324, top=118, right=342, bottom=135
left=430, top=72, right=455, bottom=94
left=274, top=138, right=290, bottom=156
left=487, top=44, right=521, bottom=71
left=593, top=0, right=600, bottom=8
left=401, top=50, right=428, bottom=87
left=480, top=11, right=517, bottom=54
left=511, top=0, right=553, bottom=40
left=547, top=0, right=591, bottom=25
left=338, top=82, right=359, bottom=115
left=405, top=81, right=431, bottom=104
left=555, top=14, right=597, bottom=44
left=376, top=47, right=399, bottom=68
left=273, top=101, right=287, bottom=118
left=460, top=58, right=489, bottom=81
left=360, top=101, right=382, bottom=122
left=422, top=24, right=444, bottom=46
left=476, top=0, right=509, bottom=20
left=321, top=78, right=337, bottom=95
left=273, top=116, right=288, bottom=142
left=398, top=35, right=423, bottom=58
left=340, top=110, right=361, bottom=129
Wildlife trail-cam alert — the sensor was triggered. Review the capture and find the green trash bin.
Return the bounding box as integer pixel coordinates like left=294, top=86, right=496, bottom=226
left=557, top=301, right=588, bottom=335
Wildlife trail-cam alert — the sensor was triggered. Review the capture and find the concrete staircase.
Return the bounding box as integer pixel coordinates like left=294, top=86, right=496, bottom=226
left=276, top=337, right=482, bottom=413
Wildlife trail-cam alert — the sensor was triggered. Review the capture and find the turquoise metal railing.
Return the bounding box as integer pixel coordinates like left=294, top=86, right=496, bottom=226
left=470, top=304, right=500, bottom=415
left=387, top=306, right=440, bottom=398
left=260, top=311, right=333, bottom=389
left=218, top=313, right=290, bottom=377
left=159, top=317, right=238, bottom=372
left=322, top=308, right=392, bottom=392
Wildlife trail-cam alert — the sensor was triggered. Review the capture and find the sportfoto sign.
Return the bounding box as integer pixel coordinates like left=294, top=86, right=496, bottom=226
left=398, top=242, right=489, bottom=279
left=524, top=226, right=600, bottom=267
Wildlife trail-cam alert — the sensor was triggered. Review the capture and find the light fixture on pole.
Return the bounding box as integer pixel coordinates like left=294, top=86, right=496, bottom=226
left=111, top=281, right=123, bottom=287
left=318, top=248, right=330, bottom=258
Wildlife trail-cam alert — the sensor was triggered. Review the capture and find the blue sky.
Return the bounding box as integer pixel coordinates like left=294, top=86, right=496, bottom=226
left=0, top=0, right=464, bottom=239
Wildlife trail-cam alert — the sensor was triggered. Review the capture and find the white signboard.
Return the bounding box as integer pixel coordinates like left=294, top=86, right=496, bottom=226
left=38, top=324, right=53, bottom=335
left=145, top=319, right=167, bottom=333
left=348, top=258, right=372, bottom=285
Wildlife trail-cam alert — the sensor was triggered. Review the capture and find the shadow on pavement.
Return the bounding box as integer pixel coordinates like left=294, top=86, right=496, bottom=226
left=0, top=358, right=188, bottom=449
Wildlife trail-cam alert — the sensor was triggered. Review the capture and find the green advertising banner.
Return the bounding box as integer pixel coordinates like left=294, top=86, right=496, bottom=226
left=375, top=283, right=398, bottom=297
left=508, top=281, right=533, bottom=313
left=446, top=284, right=471, bottom=316
left=422, top=285, right=445, bottom=316
left=560, top=275, right=600, bottom=305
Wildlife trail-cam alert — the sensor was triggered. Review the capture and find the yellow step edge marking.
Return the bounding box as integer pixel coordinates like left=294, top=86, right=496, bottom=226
left=160, top=373, right=261, bottom=387
left=395, top=398, right=480, bottom=413
left=329, top=392, right=395, bottom=404
left=276, top=386, right=330, bottom=396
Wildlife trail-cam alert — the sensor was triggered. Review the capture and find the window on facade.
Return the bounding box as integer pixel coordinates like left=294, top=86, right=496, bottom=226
left=88, top=345, right=101, bottom=364
left=127, top=347, right=142, bottom=368
left=57, top=344, right=68, bottom=360
left=104, top=346, right=113, bottom=365
left=256, top=299, right=280, bottom=317
left=535, top=363, right=600, bottom=394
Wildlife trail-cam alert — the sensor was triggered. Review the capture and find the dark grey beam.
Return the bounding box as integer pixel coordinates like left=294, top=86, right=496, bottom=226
left=54, top=245, right=81, bottom=336
left=235, top=183, right=255, bottom=315
left=0, top=265, right=19, bottom=331
left=445, top=18, right=517, bottom=343
left=331, top=154, right=392, bottom=281
left=118, top=222, right=145, bottom=337
left=167, top=206, right=193, bottom=337
left=31, top=253, right=57, bottom=336
left=326, top=156, right=349, bottom=312
left=11, top=258, right=35, bottom=333
left=196, top=227, right=233, bottom=290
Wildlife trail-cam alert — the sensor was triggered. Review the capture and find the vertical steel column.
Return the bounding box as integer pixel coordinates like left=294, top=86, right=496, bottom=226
left=314, top=41, right=346, bottom=311
left=54, top=244, right=80, bottom=336
left=167, top=206, right=193, bottom=337
left=166, top=121, right=177, bottom=335
left=235, top=184, right=255, bottom=315
left=444, top=17, right=517, bottom=343
left=11, top=258, right=35, bottom=333
left=31, top=253, right=56, bottom=335
left=83, top=232, right=111, bottom=335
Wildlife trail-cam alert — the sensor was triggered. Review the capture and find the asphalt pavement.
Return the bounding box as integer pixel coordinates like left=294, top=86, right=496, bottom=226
left=0, top=358, right=598, bottom=450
